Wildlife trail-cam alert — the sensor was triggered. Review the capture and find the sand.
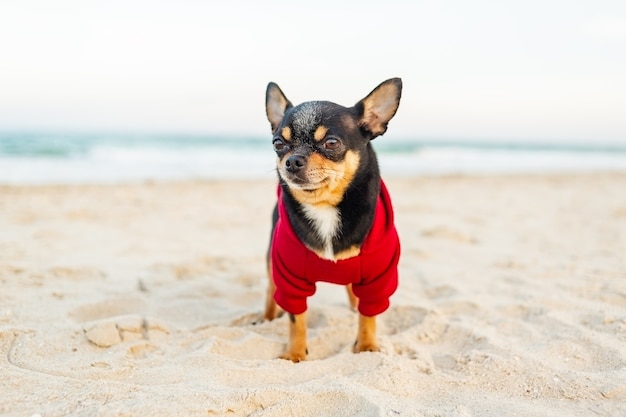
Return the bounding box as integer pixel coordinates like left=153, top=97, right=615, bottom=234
left=1, top=173, right=625, bottom=417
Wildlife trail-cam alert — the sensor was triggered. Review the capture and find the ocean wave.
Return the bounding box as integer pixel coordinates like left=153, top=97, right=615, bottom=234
left=0, top=132, right=268, bottom=158
left=1, top=132, right=626, bottom=184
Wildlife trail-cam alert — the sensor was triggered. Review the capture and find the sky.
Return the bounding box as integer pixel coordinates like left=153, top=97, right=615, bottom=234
left=0, top=0, right=625, bottom=143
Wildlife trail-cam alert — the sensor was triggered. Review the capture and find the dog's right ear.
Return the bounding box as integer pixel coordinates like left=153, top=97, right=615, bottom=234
left=266, top=82, right=293, bottom=133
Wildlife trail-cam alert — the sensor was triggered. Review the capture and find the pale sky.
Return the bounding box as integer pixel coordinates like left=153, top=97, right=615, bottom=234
left=1, top=0, right=625, bottom=143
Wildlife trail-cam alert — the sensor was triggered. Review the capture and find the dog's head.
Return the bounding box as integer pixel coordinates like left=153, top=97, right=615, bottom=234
left=265, top=78, right=402, bottom=204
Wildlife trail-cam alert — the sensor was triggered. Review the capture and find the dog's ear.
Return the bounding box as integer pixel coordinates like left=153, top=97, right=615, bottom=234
left=266, top=82, right=293, bottom=133
left=355, top=78, right=402, bottom=139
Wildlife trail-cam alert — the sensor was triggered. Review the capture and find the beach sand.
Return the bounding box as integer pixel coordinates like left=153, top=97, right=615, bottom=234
left=1, top=173, right=625, bottom=416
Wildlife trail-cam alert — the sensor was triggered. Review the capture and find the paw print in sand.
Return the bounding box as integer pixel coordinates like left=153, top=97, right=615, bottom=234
left=83, top=315, right=169, bottom=348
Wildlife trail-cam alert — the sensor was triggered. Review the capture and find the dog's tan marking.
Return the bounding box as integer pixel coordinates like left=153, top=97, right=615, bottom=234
left=281, top=126, right=292, bottom=141
left=354, top=314, right=379, bottom=353
left=309, top=243, right=361, bottom=261
left=279, top=312, right=308, bottom=362
left=289, top=150, right=361, bottom=208
left=313, top=125, right=328, bottom=141
left=335, top=245, right=361, bottom=261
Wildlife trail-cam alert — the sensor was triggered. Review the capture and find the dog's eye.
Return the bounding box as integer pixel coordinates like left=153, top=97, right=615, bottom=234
left=273, top=138, right=286, bottom=151
left=323, top=137, right=341, bottom=150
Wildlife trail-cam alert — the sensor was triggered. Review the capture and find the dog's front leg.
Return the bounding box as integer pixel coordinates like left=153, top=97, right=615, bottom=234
left=354, top=314, right=379, bottom=353
left=264, top=261, right=278, bottom=321
left=279, top=312, right=307, bottom=362
left=346, top=284, right=358, bottom=311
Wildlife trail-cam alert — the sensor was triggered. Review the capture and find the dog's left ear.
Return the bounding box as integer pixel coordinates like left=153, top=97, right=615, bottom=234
left=266, top=82, right=293, bottom=133
left=356, top=78, right=402, bottom=139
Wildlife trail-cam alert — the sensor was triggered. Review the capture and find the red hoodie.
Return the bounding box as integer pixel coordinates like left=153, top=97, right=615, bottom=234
left=271, top=181, right=400, bottom=317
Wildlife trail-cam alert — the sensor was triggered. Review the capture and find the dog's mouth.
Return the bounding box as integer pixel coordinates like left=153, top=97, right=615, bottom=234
left=282, top=172, right=330, bottom=191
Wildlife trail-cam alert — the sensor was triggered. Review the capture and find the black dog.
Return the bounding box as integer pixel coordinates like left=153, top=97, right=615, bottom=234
left=264, top=78, right=402, bottom=362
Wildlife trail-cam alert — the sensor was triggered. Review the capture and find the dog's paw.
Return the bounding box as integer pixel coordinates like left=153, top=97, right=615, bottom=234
left=353, top=340, right=380, bottom=353
left=278, top=348, right=308, bottom=363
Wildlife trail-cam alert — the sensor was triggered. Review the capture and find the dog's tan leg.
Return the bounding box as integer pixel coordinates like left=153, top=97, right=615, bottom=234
left=346, top=284, right=358, bottom=311
left=264, top=278, right=277, bottom=321
left=354, top=314, right=380, bottom=353
left=264, top=260, right=278, bottom=321
left=279, top=312, right=308, bottom=362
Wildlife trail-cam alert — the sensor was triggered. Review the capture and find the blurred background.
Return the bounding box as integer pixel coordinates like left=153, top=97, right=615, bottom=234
left=1, top=0, right=625, bottom=183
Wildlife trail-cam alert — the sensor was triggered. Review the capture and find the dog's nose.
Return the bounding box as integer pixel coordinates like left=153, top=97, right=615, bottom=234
left=285, top=154, right=306, bottom=173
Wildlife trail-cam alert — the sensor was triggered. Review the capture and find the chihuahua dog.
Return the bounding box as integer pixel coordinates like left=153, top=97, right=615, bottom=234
left=264, top=78, right=402, bottom=362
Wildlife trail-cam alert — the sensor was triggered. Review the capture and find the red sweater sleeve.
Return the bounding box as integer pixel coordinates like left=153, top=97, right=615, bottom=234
left=352, top=181, right=400, bottom=316
left=271, top=188, right=316, bottom=314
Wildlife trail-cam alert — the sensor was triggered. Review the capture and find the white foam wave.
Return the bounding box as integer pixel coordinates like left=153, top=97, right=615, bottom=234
left=1, top=145, right=626, bottom=184
left=0, top=146, right=277, bottom=184
left=379, top=147, right=626, bottom=176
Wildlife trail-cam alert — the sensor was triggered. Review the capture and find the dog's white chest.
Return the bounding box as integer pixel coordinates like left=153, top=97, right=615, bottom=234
left=302, top=204, right=340, bottom=261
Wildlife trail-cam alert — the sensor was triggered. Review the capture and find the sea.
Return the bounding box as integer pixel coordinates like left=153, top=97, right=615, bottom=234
left=1, top=131, right=626, bottom=184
